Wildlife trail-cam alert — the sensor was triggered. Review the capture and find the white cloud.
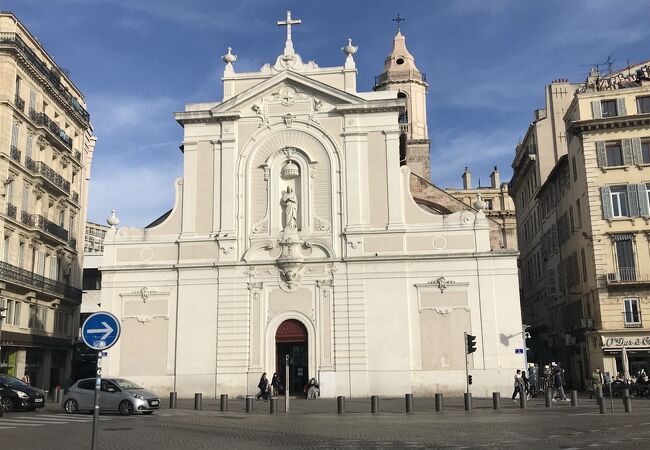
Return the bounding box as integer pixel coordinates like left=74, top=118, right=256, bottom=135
left=88, top=95, right=177, bottom=138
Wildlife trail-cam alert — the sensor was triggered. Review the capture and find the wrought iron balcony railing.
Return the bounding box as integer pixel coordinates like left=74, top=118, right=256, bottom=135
left=14, top=95, right=25, bottom=112
left=0, top=260, right=81, bottom=301
left=374, top=70, right=427, bottom=86
left=10, top=145, right=21, bottom=162
left=19, top=210, right=69, bottom=242
left=6, top=203, right=17, bottom=219
left=24, top=156, right=70, bottom=193
left=607, top=267, right=650, bottom=285
left=28, top=108, right=73, bottom=149
left=623, top=311, right=643, bottom=328
left=0, top=32, right=90, bottom=125
left=20, top=209, right=35, bottom=227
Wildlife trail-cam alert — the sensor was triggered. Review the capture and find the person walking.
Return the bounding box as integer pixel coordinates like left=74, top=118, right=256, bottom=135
left=590, top=367, right=604, bottom=399
left=522, top=370, right=531, bottom=400
left=271, top=373, right=282, bottom=397
left=306, top=377, right=320, bottom=399
left=512, top=369, right=525, bottom=402
left=552, top=368, right=569, bottom=402
left=256, top=372, right=269, bottom=401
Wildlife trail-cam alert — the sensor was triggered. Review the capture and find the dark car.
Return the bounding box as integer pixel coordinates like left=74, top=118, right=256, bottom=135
left=0, top=375, right=46, bottom=412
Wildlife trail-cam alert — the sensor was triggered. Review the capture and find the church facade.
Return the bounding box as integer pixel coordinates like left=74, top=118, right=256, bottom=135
left=99, top=14, right=524, bottom=398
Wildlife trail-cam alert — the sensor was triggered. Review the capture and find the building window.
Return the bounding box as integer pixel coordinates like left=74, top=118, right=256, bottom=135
left=642, top=138, right=650, bottom=164
left=484, top=199, right=493, bottom=210
left=576, top=199, right=583, bottom=229
left=601, top=100, right=618, bottom=117
left=581, top=248, right=588, bottom=282
left=637, top=96, right=650, bottom=114
left=3, top=236, right=9, bottom=262
left=614, top=235, right=636, bottom=281
left=610, top=186, right=630, bottom=217
left=623, top=298, right=641, bottom=327
left=572, top=156, right=578, bottom=181
left=606, top=141, right=623, bottom=166
left=18, top=242, right=25, bottom=268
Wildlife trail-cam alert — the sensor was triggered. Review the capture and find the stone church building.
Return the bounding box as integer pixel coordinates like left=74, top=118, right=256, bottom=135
left=99, top=13, right=524, bottom=398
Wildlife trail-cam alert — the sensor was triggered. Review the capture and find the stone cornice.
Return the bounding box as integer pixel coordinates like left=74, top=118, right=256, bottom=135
left=568, top=113, right=650, bottom=135
left=336, top=99, right=405, bottom=114
left=175, top=110, right=241, bottom=126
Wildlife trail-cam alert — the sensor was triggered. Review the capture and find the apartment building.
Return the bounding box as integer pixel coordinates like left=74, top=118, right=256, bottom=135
left=512, top=63, right=650, bottom=388
left=0, top=12, right=95, bottom=392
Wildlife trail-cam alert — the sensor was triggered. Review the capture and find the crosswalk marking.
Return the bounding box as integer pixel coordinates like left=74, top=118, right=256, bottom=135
left=0, top=413, right=115, bottom=430
left=0, top=426, right=17, bottom=429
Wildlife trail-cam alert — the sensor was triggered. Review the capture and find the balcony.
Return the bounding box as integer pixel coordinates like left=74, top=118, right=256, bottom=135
left=14, top=95, right=25, bottom=112
left=0, top=32, right=90, bottom=126
left=623, top=312, right=643, bottom=328
left=24, top=156, right=71, bottom=194
left=6, top=203, right=17, bottom=219
left=374, top=70, right=427, bottom=86
left=0, top=260, right=81, bottom=302
left=74, top=151, right=81, bottom=162
left=10, top=145, right=21, bottom=162
left=399, top=123, right=410, bottom=134
left=20, top=211, right=69, bottom=242
left=607, top=267, right=650, bottom=286
left=28, top=108, right=73, bottom=150
left=20, top=209, right=35, bottom=227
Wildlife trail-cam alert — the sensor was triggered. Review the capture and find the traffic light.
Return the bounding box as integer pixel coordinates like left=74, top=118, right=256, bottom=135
left=468, top=375, right=473, bottom=385
left=466, top=334, right=477, bottom=354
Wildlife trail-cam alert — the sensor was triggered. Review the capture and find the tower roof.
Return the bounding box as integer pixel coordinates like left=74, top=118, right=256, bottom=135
left=382, top=30, right=418, bottom=73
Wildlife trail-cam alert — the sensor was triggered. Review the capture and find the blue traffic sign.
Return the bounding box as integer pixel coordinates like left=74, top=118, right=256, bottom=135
left=515, top=348, right=524, bottom=354
left=82, top=312, right=121, bottom=351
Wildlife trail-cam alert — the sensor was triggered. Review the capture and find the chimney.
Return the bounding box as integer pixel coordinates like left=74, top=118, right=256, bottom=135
left=490, top=166, right=500, bottom=188
left=462, top=167, right=472, bottom=189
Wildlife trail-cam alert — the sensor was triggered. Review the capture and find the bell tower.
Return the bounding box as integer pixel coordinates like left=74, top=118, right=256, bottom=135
left=374, top=20, right=430, bottom=180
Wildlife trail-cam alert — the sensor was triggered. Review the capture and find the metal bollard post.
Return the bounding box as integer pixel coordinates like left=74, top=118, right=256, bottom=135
left=169, top=392, right=177, bottom=409
left=519, top=392, right=527, bottom=409
left=194, top=393, right=203, bottom=410
left=220, top=394, right=228, bottom=412
left=545, top=390, right=552, bottom=408
left=371, top=395, right=379, bottom=414
left=464, top=393, right=472, bottom=411
left=623, top=396, right=632, bottom=413
left=492, top=392, right=501, bottom=410
left=269, top=397, right=276, bottom=414
left=623, top=388, right=630, bottom=399
left=337, top=396, right=345, bottom=414
left=434, top=393, right=443, bottom=412
left=599, top=398, right=605, bottom=414
left=570, top=390, right=578, bottom=406
left=405, top=394, right=413, bottom=414
left=245, top=395, right=254, bottom=413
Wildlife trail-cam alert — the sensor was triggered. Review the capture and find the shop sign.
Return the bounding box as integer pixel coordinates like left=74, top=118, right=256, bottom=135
left=602, top=336, right=650, bottom=348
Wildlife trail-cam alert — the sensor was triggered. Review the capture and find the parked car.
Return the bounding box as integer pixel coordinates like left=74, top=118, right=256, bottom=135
left=62, top=378, right=160, bottom=416
left=0, top=375, right=46, bottom=412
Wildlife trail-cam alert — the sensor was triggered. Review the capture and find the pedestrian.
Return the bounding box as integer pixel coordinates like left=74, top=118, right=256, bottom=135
left=522, top=369, right=531, bottom=400
left=306, top=377, right=319, bottom=399
left=256, top=372, right=269, bottom=401
left=271, top=372, right=282, bottom=397
left=21, top=373, right=31, bottom=385
left=590, top=367, right=604, bottom=399
left=552, top=368, right=569, bottom=402
left=512, top=369, right=525, bottom=402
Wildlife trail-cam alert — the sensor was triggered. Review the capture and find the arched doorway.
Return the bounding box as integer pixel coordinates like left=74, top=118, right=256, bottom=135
left=275, top=319, right=308, bottom=395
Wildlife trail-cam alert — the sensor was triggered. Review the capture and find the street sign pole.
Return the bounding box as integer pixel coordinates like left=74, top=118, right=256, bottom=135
left=285, top=354, right=290, bottom=413
left=91, top=351, right=102, bottom=450
left=464, top=332, right=470, bottom=394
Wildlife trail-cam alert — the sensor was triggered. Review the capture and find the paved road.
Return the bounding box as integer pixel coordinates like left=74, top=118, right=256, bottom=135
left=2, top=395, right=650, bottom=449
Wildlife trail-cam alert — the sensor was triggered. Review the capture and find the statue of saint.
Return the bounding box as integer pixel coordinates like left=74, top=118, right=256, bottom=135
left=281, top=186, right=298, bottom=231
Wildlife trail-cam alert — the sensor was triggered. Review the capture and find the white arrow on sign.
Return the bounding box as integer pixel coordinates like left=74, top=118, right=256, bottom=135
left=87, top=321, right=114, bottom=341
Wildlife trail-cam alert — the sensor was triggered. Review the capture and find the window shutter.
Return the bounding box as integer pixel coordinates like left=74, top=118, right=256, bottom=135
left=592, top=101, right=603, bottom=119
left=595, top=141, right=606, bottom=167
left=622, top=139, right=634, bottom=165
left=631, top=137, right=643, bottom=164
left=616, top=98, right=627, bottom=116
left=26, top=133, right=32, bottom=158
left=601, top=186, right=613, bottom=219
left=29, top=89, right=36, bottom=110
left=638, top=183, right=650, bottom=218
left=627, top=185, right=640, bottom=216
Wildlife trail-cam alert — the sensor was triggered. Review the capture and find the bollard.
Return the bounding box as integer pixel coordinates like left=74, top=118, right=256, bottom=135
left=54, top=386, right=61, bottom=404
left=269, top=397, right=276, bottom=414
left=623, top=388, right=630, bottom=399
left=492, top=392, right=501, bottom=410
left=337, top=396, right=345, bottom=414
left=570, top=390, right=578, bottom=406
left=464, top=393, right=472, bottom=411
left=599, top=398, right=605, bottom=414
left=245, top=395, right=254, bottom=413
left=405, top=394, right=413, bottom=414
left=194, top=393, right=203, bottom=410
left=220, top=394, right=228, bottom=412
left=545, top=390, right=552, bottom=408
left=519, top=392, right=527, bottom=409
left=623, top=396, right=632, bottom=413
left=169, top=392, right=177, bottom=409
left=434, top=393, right=443, bottom=412
left=371, top=395, right=379, bottom=414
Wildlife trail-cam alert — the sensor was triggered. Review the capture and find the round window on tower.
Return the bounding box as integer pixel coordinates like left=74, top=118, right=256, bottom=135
left=395, top=57, right=405, bottom=65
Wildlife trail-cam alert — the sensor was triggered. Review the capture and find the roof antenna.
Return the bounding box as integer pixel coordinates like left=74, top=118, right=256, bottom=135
left=392, top=13, right=405, bottom=32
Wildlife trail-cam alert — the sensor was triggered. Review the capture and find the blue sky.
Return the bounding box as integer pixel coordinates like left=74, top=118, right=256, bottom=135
left=8, top=0, right=650, bottom=227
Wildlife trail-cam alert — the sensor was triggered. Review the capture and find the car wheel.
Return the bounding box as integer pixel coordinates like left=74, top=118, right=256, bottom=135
left=1, top=397, right=13, bottom=413
left=118, top=400, right=134, bottom=416
left=64, top=399, right=79, bottom=414
left=142, top=411, right=154, bottom=415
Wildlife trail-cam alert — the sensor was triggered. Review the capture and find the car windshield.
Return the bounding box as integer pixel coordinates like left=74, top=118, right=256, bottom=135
left=113, top=379, right=142, bottom=390
left=0, top=375, right=28, bottom=388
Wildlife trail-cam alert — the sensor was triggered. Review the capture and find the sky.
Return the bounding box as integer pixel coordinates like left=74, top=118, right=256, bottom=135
left=7, top=0, right=650, bottom=227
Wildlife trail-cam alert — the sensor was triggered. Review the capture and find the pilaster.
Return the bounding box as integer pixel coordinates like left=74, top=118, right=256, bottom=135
left=180, top=141, right=197, bottom=237
left=383, top=130, right=405, bottom=229
left=343, top=130, right=370, bottom=231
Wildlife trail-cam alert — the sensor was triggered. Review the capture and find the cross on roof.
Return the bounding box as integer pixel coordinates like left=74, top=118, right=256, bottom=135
left=277, top=10, right=301, bottom=55
left=392, top=13, right=406, bottom=31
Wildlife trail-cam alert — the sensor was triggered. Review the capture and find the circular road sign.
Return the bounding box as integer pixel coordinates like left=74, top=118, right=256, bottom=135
left=81, top=311, right=121, bottom=351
